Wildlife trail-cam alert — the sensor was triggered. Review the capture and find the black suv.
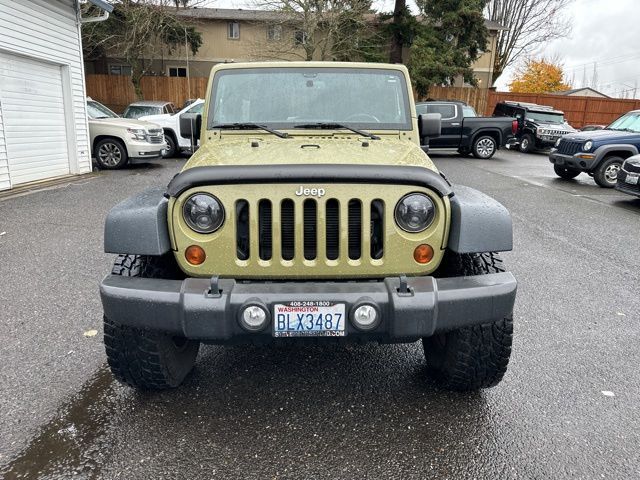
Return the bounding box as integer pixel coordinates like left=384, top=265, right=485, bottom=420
left=493, top=101, right=575, bottom=153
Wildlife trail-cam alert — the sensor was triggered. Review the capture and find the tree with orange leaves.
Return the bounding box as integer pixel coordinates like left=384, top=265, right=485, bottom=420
left=509, top=58, right=572, bottom=93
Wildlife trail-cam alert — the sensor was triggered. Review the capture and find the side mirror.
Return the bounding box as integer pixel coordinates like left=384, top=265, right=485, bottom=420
left=418, top=113, right=441, bottom=149
left=180, top=112, right=202, bottom=140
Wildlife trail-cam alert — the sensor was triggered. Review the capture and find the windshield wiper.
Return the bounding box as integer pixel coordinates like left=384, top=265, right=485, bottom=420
left=293, top=122, right=380, bottom=140
left=212, top=122, right=289, bottom=138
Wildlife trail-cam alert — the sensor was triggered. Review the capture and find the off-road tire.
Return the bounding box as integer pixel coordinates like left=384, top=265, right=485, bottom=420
left=593, top=156, right=623, bottom=188
left=472, top=135, right=497, bottom=159
left=162, top=133, right=177, bottom=158
left=554, top=164, right=581, bottom=180
left=104, top=254, right=199, bottom=390
left=95, top=138, right=128, bottom=169
left=519, top=134, right=534, bottom=153
left=424, top=252, right=513, bottom=391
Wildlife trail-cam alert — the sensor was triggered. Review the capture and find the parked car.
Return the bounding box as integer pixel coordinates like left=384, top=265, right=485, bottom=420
left=581, top=124, right=605, bottom=132
left=615, top=155, right=640, bottom=198
left=123, top=101, right=177, bottom=119
left=493, top=101, right=576, bottom=153
left=415, top=100, right=517, bottom=159
left=139, top=99, right=205, bottom=157
left=100, top=62, right=516, bottom=392
left=86, top=98, right=167, bottom=169
left=549, top=110, right=640, bottom=187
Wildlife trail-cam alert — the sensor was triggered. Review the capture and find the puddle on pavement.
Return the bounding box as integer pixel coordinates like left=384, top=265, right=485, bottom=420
left=1, top=365, right=119, bottom=479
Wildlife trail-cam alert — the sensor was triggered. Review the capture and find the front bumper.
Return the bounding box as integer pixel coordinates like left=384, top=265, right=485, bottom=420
left=616, top=170, right=640, bottom=198
left=549, top=150, right=597, bottom=171
left=100, top=273, right=517, bottom=344
left=126, top=139, right=167, bottom=160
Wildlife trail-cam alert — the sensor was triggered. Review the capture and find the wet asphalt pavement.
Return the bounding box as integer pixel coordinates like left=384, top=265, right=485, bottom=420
left=1, top=149, right=639, bottom=479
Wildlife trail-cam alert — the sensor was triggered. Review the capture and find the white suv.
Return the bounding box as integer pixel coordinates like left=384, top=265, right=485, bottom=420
left=140, top=99, right=204, bottom=157
left=87, top=98, right=167, bottom=169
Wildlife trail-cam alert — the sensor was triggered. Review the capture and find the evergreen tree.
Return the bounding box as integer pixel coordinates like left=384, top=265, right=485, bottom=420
left=409, top=0, right=488, bottom=96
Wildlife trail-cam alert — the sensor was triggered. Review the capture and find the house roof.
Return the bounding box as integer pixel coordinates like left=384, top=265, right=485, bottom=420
left=552, top=87, right=610, bottom=98
left=484, top=19, right=508, bottom=31
left=175, top=7, right=507, bottom=31
left=175, top=8, right=286, bottom=22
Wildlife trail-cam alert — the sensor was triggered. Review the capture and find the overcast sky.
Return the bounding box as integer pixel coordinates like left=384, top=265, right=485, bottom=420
left=202, top=0, right=640, bottom=98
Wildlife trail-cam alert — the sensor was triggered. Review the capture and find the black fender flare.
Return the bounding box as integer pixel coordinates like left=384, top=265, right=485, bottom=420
left=592, top=144, right=639, bottom=168
left=104, top=187, right=172, bottom=255
left=448, top=185, right=513, bottom=254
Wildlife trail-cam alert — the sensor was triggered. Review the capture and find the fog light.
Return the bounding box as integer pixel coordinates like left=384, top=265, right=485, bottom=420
left=240, top=305, right=268, bottom=331
left=185, top=245, right=206, bottom=265
left=352, top=304, right=379, bottom=330
left=413, top=244, right=434, bottom=264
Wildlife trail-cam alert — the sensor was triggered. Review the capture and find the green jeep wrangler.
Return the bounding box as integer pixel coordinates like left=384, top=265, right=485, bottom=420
left=100, top=62, right=516, bottom=392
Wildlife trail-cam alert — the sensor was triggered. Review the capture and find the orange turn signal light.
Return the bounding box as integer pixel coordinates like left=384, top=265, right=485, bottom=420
left=185, top=245, right=206, bottom=265
left=413, top=244, right=434, bottom=264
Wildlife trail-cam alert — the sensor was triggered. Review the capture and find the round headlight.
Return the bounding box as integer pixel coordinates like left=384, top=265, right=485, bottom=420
left=394, top=193, right=435, bottom=233
left=583, top=140, right=593, bottom=151
left=183, top=193, right=224, bottom=233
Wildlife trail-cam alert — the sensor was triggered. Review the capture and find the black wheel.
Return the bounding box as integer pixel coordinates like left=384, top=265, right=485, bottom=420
left=104, top=254, right=199, bottom=390
left=554, top=164, right=581, bottom=180
left=95, top=138, right=128, bottom=169
left=519, top=134, right=534, bottom=153
left=162, top=133, right=177, bottom=158
left=423, top=252, right=513, bottom=391
left=593, top=156, right=623, bottom=188
left=472, top=135, right=497, bottom=159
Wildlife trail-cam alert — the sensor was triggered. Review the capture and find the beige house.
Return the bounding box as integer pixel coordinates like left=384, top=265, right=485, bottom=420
left=85, top=8, right=505, bottom=89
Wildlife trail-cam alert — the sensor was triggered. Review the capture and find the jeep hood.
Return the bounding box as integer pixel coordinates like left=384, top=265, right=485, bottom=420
left=183, top=136, right=437, bottom=172
left=89, top=117, right=161, bottom=130
left=563, top=129, right=640, bottom=142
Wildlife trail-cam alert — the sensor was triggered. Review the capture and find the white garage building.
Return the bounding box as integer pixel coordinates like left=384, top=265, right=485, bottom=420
left=0, top=0, right=111, bottom=191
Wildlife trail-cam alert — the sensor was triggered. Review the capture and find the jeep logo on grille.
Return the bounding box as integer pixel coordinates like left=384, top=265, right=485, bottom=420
left=295, top=186, right=325, bottom=198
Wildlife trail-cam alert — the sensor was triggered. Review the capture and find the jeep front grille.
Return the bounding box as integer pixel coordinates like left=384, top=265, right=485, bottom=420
left=235, top=197, right=384, bottom=263
left=556, top=139, right=583, bottom=155
left=172, top=183, right=449, bottom=279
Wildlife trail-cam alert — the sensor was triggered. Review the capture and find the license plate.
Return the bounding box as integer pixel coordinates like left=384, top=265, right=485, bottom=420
left=625, top=174, right=639, bottom=185
left=274, top=302, right=346, bottom=337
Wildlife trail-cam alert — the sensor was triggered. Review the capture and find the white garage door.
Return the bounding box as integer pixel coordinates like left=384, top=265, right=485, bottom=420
left=0, top=52, right=70, bottom=186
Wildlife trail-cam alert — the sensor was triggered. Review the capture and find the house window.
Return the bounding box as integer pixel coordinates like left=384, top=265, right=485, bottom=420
left=228, top=21, right=240, bottom=39
left=267, top=24, right=282, bottom=41
left=294, top=30, right=307, bottom=46
left=168, top=67, right=187, bottom=77
left=109, top=64, right=132, bottom=76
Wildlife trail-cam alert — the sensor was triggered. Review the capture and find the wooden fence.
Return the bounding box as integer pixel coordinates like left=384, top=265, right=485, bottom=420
left=86, top=74, right=208, bottom=113
left=424, top=86, right=490, bottom=117
left=428, top=86, right=640, bottom=129
left=87, top=74, right=640, bottom=128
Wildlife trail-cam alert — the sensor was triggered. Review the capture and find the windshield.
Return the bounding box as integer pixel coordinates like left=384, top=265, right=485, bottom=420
left=209, top=67, right=412, bottom=130
left=607, top=112, right=640, bottom=133
left=87, top=101, right=118, bottom=119
left=526, top=111, right=564, bottom=123
left=123, top=106, right=162, bottom=119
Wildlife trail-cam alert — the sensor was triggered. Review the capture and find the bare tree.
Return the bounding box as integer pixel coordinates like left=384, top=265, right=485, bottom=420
left=485, top=0, right=573, bottom=84
left=82, top=0, right=202, bottom=98
left=248, top=0, right=378, bottom=62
